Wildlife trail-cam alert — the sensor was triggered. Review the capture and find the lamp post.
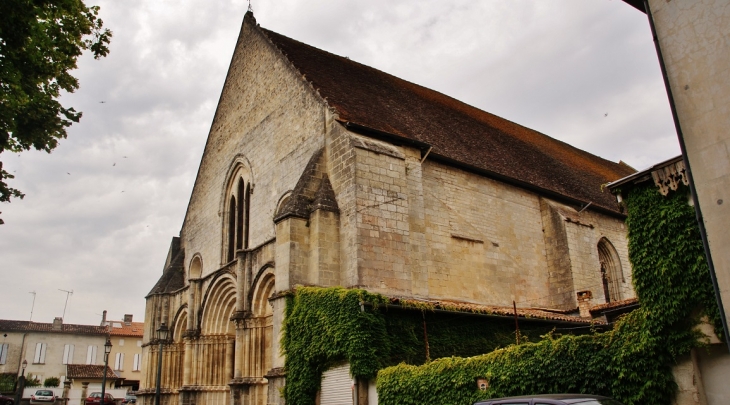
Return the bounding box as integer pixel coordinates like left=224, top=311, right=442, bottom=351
left=101, top=338, right=112, bottom=405
left=15, top=359, right=27, bottom=405
left=155, top=323, right=169, bottom=405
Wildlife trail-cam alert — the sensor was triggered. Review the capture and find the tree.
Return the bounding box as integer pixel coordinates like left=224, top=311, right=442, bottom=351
left=0, top=0, right=112, bottom=223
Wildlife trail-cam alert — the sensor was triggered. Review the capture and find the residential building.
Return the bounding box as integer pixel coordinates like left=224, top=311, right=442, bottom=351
left=104, top=314, right=144, bottom=391
left=0, top=318, right=107, bottom=387
left=139, top=12, right=636, bottom=405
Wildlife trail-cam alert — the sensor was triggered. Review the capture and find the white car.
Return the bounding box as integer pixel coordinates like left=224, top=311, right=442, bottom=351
left=29, top=390, right=56, bottom=405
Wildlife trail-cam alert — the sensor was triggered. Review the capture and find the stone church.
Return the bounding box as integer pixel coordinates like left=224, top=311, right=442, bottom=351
left=138, top=12, right=636, bottom=405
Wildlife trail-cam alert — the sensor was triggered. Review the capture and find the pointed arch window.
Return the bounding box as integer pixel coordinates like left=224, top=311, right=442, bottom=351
left=225, top=175, right=251, bottom=262
left=236, top=179, right=245, bottom=250
left=227, top=195, right=236, bottom=262
left=597, top=238, right=624, bottom=303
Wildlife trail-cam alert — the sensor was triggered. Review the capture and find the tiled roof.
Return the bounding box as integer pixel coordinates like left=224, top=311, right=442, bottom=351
left=589, top=297, right=639, bottom=314
left=66, top=364, right=118, bottom=380
left=107, top=321, right=145, bottom=337
left=0, top=320, right=107, bottom=335
left=256, top=16, right=634, bottom=214
left=148, top=237, right=185, bottom=296
left=390, top=297, right=602, bottom=325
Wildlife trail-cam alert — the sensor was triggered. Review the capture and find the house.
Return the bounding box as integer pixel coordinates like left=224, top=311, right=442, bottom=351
left=103, top=313, right=144, bottom=391
left=139, top=12, right=637, bottom=405
left=607, top=155, right=730, bottom=405
left=620, top=0, right=730, bottom=345
left=0, top=318, right=108, bottom=388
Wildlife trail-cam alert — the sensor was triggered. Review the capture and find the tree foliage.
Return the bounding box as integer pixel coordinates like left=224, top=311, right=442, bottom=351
left=0, top=0, right=112, bottom=218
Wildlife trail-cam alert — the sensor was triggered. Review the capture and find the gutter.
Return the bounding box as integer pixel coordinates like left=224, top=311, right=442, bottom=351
left=643, top=0, right=730, bottom=351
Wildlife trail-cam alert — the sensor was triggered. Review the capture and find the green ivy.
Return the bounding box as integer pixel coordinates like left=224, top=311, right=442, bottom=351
left=282, top=185, right=723, bottom=405
left=282, top=288, right=555, bottom=405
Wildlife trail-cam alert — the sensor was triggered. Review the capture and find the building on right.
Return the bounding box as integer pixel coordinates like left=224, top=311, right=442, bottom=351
left=607, top=155, right=730, bottom=405
left=621, top=0, right=730, bottom=346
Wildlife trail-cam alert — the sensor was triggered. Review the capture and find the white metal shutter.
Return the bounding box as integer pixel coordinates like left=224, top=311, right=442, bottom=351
left=86, top=345, right=97, bottom=364
left=320, top=364, right=353, bottom=405
left=0, top=343, right=8, bottom=365
left=63, top=344, right=74, bottom=364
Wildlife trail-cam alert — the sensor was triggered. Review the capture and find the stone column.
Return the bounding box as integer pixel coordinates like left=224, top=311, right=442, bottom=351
left=80, top=383, right=89, bottom=405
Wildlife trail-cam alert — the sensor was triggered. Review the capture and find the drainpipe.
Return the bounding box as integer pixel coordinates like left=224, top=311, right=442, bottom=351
left=643, top=0, right=730, bottom=352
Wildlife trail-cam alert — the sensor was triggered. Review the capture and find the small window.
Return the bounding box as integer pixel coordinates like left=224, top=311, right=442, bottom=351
left=133, top=353, right=141, bottom=371
left=114, top=352, right=124, bottom=371
left=0, top=343, right=8, bottom=365
left=62, top=344, right=74, bottom=365
left=137, top=340, right=142, bottom=347
left=86, top=345, right=97, bottom=364
left=118, top=339, right=125, bottom=346
left=33, top=343, right=47, bottom=364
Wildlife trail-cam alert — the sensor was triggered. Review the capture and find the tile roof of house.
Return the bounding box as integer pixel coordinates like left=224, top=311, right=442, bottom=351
left=107, top=321, right=145, bottom=337
left=389, top=297, right=603, bottom=325
left=256, top=16, right=635, bottom=214
left=0, top=320, right=107, bottom=335
left=66, top=364, right=118, bottom=380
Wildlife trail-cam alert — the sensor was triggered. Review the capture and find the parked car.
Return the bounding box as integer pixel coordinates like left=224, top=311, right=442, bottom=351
left=84, top=392, right=114, bottom=405
left=121, top=395, right=137, bottom=404
left=0, top=394, right=14, bottom=405
left=29, top=390, right=56, bottom=405
left=474, top=394, right=625, bottom=405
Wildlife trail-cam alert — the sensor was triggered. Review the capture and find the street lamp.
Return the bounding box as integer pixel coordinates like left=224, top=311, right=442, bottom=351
left=155, top=323, right=169, bottom=405
left=15, top=359, right=28, bottom=405
left=101, top=338, right=112, bottom=405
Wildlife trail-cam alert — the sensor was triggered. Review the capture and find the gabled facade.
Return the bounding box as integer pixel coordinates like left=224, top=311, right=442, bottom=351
left=139, top=12, right=637, bottom=405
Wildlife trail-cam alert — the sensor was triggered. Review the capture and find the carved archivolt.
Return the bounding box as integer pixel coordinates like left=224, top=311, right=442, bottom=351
left=200, top=275, right=237, bottom=335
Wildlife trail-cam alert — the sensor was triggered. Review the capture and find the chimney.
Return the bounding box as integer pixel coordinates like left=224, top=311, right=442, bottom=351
left=577, top=290, right=593, bottom=318
left=123, top=314, right=133, bottom=325
left=101, top=310, right=107, bottom=326
left=53, top=317, right=63, bottom=330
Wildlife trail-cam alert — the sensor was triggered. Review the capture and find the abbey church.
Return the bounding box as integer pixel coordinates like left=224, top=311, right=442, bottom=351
left=138, top=12, right=636, bottom=405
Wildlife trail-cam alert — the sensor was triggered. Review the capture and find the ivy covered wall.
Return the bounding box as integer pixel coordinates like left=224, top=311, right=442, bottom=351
left=281, top=185, right=722, bottom=405
left=281, top=288, right=557, bottom=405
left=376, top=185, right=722, bottom=405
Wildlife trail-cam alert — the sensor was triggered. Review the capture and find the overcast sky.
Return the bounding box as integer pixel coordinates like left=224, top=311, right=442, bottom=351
left=0, top=0, right=678, bottom=326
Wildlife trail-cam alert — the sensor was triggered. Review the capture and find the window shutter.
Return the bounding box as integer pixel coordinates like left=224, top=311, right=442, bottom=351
left=0, top=343, right=8, bottom=365
left=40, top=343, right=47, bottom=363
left=114, top=352, right=124, bottom=370
left=34, top=343, right=47, bottom=363
left=87, top=345, right=97, bottom=365
left=133, top=354, right=141, bottom=371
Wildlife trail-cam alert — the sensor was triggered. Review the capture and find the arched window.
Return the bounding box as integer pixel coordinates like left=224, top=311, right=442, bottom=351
left=597, top=238, right=623, bottom=303
left=236, top=179, right=244, bottom=251
left=227, top=195, right=236, bottom=262
left=189, top=256, right=202, bottom=279
left=221, top=158, right=253, bottom=264
left=244, top=183, right=251, bottom=249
